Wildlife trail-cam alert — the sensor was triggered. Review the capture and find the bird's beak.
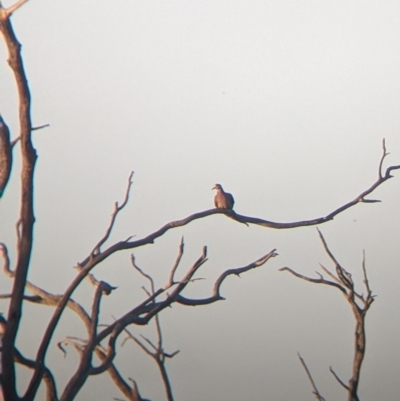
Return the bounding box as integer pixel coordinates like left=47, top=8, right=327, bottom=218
left=211, top=185, right=216, bottom=190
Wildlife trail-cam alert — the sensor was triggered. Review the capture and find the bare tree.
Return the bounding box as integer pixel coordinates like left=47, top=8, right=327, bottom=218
left=0, top=2, right=399, bottom=401
left=281, top=230, right=375, bottom=401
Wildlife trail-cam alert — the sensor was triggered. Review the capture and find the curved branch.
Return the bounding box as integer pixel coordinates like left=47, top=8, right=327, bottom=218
left=96, top=346, right=142, bottom=401
left=177, top=249, right=278, bottom=305
left=279, top=267, right=347, bottom=295
left=14, top=347, right=58, bottom=401
left=90, top=246, right=273, bottom=382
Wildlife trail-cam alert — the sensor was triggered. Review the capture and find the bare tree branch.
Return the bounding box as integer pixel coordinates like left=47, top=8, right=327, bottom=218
left=297, top=353, right=326, bottom=401
left=378, top=138, right=389, bottom=179
left=279, top=266, right=347, bottom=296
left=96, top=346, right=142, bottom=401
left=0, top=6, right=37, bottom=398
left=60, top=282, right=113, bottom=401
left=91, top=171, right=134, bottom=256
left=177, top=249, right=278, bottom=305
left=329, top=366, right=349, bottom=391
left=282, top=231, right=374, bottom=401
left=14, top=347, right=58, bottom=401
left=123, top=327, right=178, bottom=401
left=166, top=236, right=184, bottom=288
left=31, top=123, right=50, bottom=131
left=125, top=250, right=185, bottom=401
left=4, top=0, right=29, bottom=17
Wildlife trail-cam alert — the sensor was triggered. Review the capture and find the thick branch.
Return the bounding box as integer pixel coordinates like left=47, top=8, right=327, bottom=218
left=14, top=348, right=58, bottom=401
left=96, top=346, right=142, bottom=401
left=60, top=282, right=112, bottom=401
left=0, top=7, right=36, bottom=400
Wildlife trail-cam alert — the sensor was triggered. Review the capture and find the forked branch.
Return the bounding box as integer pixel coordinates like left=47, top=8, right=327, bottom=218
left=281, top=231, right=374, bottom=401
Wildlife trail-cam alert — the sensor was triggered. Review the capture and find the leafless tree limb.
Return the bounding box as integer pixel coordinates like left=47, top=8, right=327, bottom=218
left=89, top=246, right=275, bottom=385
left=3, top=0, right=29, bottom=17
left=281, top=231, right=374, bottom=401
left=279, top=266, right=347, bottom=295
left=0, top=293, right=42, bottom=303
left=91, top=171, right=134, bottom=256
left=166, top=236, right=184, bottom=288
left=1, top=241, right=145, bottom=401
left=0, top=4, right=37, bottom=399
left=177, top=249, right=278, bottom=305
left=59, top=282, right=113, bottom=401
left=10, top=124, right=50, bottom=148
left=14, top=347, right=58, bottom=401
left=297, top=353, right=326, bottom=401
left=125, top=252, right=186, bottom=401
left=95, top=346, right=143, bottom=401
left=378, top=138, right=389, bottom=179
left=123, top=327, right=178, bottom=401
left=329, top=366, right=349, bottom=391
left=31, top=123, right=50, bottom=131
left=361, top=250, right=372, bottom=299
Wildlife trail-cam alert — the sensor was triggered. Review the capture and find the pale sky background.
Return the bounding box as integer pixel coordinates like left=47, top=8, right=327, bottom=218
left=0, top=1, right=400, bottom=400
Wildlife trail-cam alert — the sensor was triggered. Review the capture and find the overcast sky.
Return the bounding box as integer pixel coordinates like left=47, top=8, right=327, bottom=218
left=1, top=1, right=400, bottom=400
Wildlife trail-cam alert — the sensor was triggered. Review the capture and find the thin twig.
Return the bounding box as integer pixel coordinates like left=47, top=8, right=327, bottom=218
left=378, top=138, right=389, bottom=179
left=329, top=366, right=349, bottom=390
left=361, top=250, right=371, bottom=297
left=298, top=353, right=326, bottom=401
left=32, top=123, right=50, bottom=131
left=91, top=171, right=134, bottom=255
left=166, top=236, right=185, bottom=287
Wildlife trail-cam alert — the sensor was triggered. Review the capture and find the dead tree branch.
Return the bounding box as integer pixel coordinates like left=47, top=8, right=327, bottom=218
left=127, top=252, right=185, bottom=401
left=0, top=241, right=144, bottom=401
left=14, top=347, right=58, bottom=401
left=297, top=353, right=326, bottom=401
left=281, top=230, right=374, bottom=401
left=26, top=238, right=274, bottom=401
left=176, top=249, right=278, bottom=306
left=91, top=171, right=134, bottom=256
left=0, top=4, right=37, bottom=399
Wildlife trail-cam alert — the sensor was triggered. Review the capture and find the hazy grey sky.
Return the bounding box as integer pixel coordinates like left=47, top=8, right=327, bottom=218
left=1, top=1, right=400, bottom=400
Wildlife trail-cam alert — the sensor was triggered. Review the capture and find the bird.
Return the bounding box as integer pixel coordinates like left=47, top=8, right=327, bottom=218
left=0, top=114, right=12, bottom=198
left=212, top=184, right=234, bottom=209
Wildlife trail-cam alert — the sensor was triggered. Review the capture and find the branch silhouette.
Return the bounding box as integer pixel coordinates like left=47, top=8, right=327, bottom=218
left=281, top=230, right=375, bottom=401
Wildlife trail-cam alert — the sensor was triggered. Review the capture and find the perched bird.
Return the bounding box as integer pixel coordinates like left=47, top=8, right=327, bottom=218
left=212, top=184, right=234, bottom=209
left=0, top=114, right=12, bottom=198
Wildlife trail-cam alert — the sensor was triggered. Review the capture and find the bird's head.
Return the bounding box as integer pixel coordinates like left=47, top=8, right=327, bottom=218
left=212, top=184, right=222, bottom=191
